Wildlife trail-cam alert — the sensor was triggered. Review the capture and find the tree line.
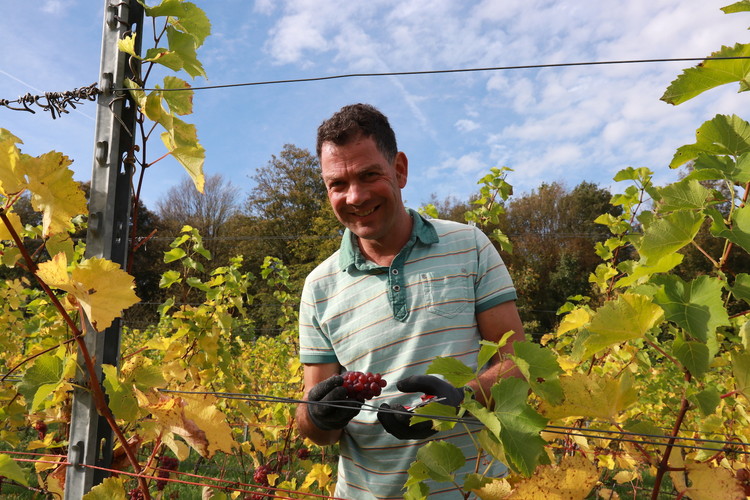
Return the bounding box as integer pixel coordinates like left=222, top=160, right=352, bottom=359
left=5, top=143, right=736, bottom=337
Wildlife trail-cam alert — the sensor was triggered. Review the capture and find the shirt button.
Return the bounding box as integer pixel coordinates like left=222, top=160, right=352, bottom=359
left=391, top=269, right=399, bottom=275
left=393, top=285, right=401, bottom=292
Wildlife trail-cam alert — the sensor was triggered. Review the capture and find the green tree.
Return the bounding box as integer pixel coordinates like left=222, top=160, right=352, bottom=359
left=500, top=181, right=621, bottom=332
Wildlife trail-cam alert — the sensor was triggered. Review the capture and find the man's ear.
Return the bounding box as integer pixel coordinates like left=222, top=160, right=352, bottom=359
left=394, top=152, right=408, bottom=188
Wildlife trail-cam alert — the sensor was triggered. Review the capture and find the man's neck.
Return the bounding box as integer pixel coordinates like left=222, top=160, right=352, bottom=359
left=357, top=212, right=414, bottom=267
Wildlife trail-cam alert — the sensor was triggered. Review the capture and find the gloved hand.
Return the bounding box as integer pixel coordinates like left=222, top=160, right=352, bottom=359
left=306, top=375, right=363, bottom=431
left=377, top=375, right=468, bottom=440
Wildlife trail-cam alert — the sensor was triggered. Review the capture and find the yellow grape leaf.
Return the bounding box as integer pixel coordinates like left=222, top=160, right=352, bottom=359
left=162, top=432, right=191, bottom=461
left=25, top=151, right=87, bottom=237
left=673, top=463, right=745, bottom=500
left=34, top=454, right=63, bottom=473
left=539, top=372, right=636, bottom=420
left=613, top=470, right=637, bottom=484
left=301, top=463, right=333, bottom=491
left=139, top=390, right=236, bottom=458
left=557, top=308, right=591, bottom=336
left=472, top=478, right=513, bottom=500
left=0, top=210, right=22, bottom=241
left=0, top=129, right=27, bottom=195
left=582, top=293, right=664, bottom=358
left=35, top=253, right=140, bottom=331
left=81, top=476, right=127, bottom=500
left=508, top=454, right=598, bottom=500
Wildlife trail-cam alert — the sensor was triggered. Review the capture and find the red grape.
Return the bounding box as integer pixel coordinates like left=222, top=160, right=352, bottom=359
left=342, top=371, right=387, bottom=401
left=254, top=464, right=271, bottom=486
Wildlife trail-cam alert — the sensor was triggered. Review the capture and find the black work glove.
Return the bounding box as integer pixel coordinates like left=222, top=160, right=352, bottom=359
left=377, top=375, right=467, bottom=440
left=306, top=375, right=363, bottom=431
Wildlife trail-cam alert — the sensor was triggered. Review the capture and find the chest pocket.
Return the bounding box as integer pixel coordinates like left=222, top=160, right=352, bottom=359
left=420, top=271, right=473, bottom=318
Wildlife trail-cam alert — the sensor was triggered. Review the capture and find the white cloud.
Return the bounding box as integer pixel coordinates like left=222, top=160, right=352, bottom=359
left=455, top=119, right=480, bottom=133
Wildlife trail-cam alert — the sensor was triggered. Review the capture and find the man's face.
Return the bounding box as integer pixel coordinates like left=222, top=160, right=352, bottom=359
left=320, top=135, right=408, bottom=246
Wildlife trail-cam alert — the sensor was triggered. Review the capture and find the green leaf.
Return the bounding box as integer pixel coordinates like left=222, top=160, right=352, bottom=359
left=166, top=26, right=206, bottom=78
left=673, top=336, right=710, bottom=379
left=492, top=377, right=549, bottom=477
left=17, top=353, right=63, bottom=411
left=690, top=153, right=750, bottom=184
left=133, top=364, right=166, bottom=390
left=426, top=357, right=475, bottom=387
left=159, top=269, right=182, bottom=288
left=162, top=76, right=193, bottom=116
left=0, top=454, right=28, bottom=486
left=722, top=1, right=750, bottom=13
left=708, top=204, right=750, bottom=253
left=411, top=402, right=459, bottom=432
left=653, top=275, right=730, bottom=342
left=741, top=319, right=750, bottom=351
left=102, top=364, right=139, bottom=422
left=614, top=253, right=683, bottom=288
left=661, top=44, right=750, bottom=106
left=464, top=399, right=502, bottom=437
left=670, top=114, right=750, bottom=168
left=732, top=351, right=750, bottom=399
left=582, top=293, right=664, bottom=358
left=144, top=47, right=183, bottom=71
left=657, top=179, right=712, bottom=211
left=403, top=461, right=431, bottom=500
left=145, top=0, right=211, bottom=48
left=638, top=210, right=704, bottom=264
left=414, top=440, right=466, bottom=483
left=163, top=247, right=186, bottom=263
left=477, top=340, right=500, bottom=372
left=730, top=274, right=750, bottom=306
left=512, top=341, right=564, bottom=405
left=688, top=388, right=721, bottom=417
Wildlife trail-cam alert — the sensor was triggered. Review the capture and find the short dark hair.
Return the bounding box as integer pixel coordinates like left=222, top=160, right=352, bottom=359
left=316, top=103, right=398, bottom=163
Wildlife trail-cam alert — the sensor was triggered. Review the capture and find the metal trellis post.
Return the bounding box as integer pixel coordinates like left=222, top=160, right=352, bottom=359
left=64, top=0, right=143, bottom=497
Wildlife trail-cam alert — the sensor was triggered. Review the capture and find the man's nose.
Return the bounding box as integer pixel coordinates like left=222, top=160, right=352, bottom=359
left=346, top=182, right=368, bottom=205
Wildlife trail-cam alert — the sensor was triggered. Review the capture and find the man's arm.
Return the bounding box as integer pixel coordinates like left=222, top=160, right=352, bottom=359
left=295, top=362, right=344, bottom=446
left=468, top=300, right=526, bottom=405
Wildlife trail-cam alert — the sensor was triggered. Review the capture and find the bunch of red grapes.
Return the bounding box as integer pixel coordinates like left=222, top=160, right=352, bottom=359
left=253, top=464, right=272, bottom=486
left=342, top=371, right=387, bottom=402
left=156, top=456, right=179, bottom=491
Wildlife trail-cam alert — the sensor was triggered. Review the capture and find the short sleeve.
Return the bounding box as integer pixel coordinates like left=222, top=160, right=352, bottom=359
left=472, top=227, right=517, bottom=312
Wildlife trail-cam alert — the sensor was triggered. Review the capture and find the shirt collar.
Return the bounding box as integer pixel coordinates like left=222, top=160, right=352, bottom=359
left=338, top=208, right=439, bottom=271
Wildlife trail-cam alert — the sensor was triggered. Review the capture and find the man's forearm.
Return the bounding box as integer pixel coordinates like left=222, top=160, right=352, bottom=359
left=295, top=401, right=344, bottom=446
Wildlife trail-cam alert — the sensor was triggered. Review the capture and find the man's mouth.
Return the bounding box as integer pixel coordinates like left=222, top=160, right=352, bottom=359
left=352, top=207, right=376, bottom=217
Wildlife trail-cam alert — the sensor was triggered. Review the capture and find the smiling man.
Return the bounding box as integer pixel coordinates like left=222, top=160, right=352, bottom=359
left=295, top=103, right=525, bottom=499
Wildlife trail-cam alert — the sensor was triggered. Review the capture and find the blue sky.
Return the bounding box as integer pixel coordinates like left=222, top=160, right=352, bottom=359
left=1, top=0, right=749, bottom=211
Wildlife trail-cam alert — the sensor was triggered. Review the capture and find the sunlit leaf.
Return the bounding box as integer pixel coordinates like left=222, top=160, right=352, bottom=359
left=556, top=308, right=590, bottom=336
left=0, top=454, right=28, bottom=487
left=82, top=476, right=127, bottom=500
left=162, top=76, right=193, bottom=115
left=0, top=210, right=22, bottom=241
left=732, top=351, right=750, bottom=399
left=614, top=253, right=683, bottom=288
left=426, top=357, right=475, bottom=387
left=539, top=371, right=636, bottom=420
left=638, top=210, right=704, bottom=264
left=670, top=114, right=750, bottom=168
left=17, top=353, right=63, bottom=412
left=581, top=293, right=664, bottom=358
left=512, top=341, right=564, bottom=405
left=708, top=204, right=750, bottom=253
left=656, top=179, right=712, bottom=211
left=470, top=477, right=512, bottom=500
left=661, top=44, right=750, bottom=106
left=35, top=253, right=140, bottom=331
left=672, top=462, right=745, bottom=500
left=723, top=1, right=750, bottom=13
left=166, top=26, right=206, bottom=78
left=508, top=454, right=598, bottom=500
left=25, top=151, right=87, bottom=237
left=144, top=0, right=211, bottom=47
left=102, top=364, right=139, bottom=421
left=491, top=377, right=549, bottom=476
left=653, top=275, right=729, bottom=343
left=730, top=274, right=750, bottom=305
left=0, top=129, right=26, bottom=195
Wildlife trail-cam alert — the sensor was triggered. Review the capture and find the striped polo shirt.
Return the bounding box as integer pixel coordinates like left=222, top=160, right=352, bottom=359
left=299, top=209, right=517, bottom=499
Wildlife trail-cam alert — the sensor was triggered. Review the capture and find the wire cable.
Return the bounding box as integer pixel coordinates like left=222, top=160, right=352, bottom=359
left=115, top=56, right=750, bottom=92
